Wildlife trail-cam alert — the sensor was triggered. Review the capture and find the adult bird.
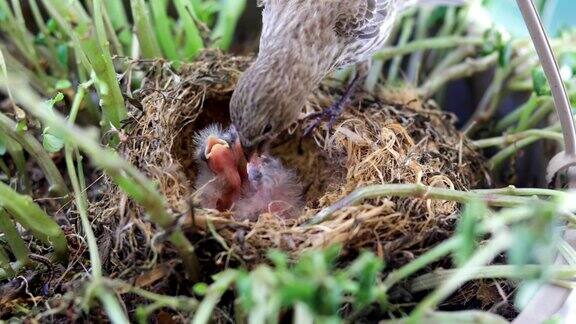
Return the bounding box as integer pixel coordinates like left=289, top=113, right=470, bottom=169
left=230, top=0, right=465, bottom=155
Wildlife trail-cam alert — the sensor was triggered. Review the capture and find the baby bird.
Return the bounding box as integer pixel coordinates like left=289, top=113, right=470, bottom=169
left=193, top=124, right=248, bottom=211
left=230, top=0, right=466, bottom=154
left=233, top=155, right=304, bottom=221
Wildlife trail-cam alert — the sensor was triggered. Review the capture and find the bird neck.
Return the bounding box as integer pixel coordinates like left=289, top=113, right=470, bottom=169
left=251, top=48, right=331, bottom=104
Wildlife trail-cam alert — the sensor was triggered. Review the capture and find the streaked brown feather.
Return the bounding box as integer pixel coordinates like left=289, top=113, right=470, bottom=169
left=230, top=0, right=453, bottom=149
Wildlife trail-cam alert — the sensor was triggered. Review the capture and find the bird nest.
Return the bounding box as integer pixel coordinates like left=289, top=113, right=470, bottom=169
left=102, top=52, right=487, bottom=272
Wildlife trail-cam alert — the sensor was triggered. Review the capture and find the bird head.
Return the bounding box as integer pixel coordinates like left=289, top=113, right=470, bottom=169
left=193, top=124, right=248, bottom=184
left=203, top=136, right=237, bottom=177
left=229, top=58, right=307, bottom=156
left=246, top=155, right=284, bottom=189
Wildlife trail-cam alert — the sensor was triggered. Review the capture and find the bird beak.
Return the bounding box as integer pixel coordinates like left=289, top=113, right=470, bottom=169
left=204, top=135, right=229, bottom=160
left=242, top=145, right=256, bottom=161
left=243, top=141, right=270, bottom=160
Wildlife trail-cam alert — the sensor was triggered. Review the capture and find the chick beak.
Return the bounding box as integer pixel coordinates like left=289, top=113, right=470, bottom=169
left=246, top=155, right=263, bottom=185
left=204, top=136, right=242, bottom=191
left=204, top=135, right=229, bottom=160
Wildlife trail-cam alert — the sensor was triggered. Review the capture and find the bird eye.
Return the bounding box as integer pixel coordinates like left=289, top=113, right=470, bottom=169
left=262, top=123, right=272, bottom=135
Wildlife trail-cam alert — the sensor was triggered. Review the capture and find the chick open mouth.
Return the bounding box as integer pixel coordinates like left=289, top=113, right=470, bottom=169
left=204, top=136, right=229, bottom=160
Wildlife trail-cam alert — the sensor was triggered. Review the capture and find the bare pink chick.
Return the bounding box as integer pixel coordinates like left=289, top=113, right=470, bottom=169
left=194, top=124, right=248, bottom=211
left=233, top=155, right=304, bottom=221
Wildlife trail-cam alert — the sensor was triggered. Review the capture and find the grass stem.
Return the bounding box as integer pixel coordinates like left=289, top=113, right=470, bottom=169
left=130, top=0, right=162, bottom=59
left=373, top=36, right=484, bottom=61
left=3, top=79, right=201, bottom=281
left=174, top=0, right=205, bottom=59
left=0, top=112, right=68, bottom=196
left=307, top=183, right=546, bottom=225
left=150, top=0, right=179, bottom=61
left=0, top=208, right=30, bottom=265
left=408, top=233, right=511, bottom=322
left=211, top=0, right=247, bottom=51
left=0, top=182, right=68, bottom=262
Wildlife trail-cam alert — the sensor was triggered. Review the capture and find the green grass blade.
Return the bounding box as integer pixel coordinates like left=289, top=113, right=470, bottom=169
left=3, top=79, right=201, bottom=281
left=150, top=0, right=180, bottom=61
left=192, top=270, right=239, bottom=324
left=96, top=285, right=131, bottom=323
left=0, top=0, right=42, bottom=71
left=0, top=183, right=68, bottom=263
left=0, top=132, right=30, bottom=193
left=0, top=245, right=15, bottom=278
left=211, top=0, right=246, bottom=51
left=0, top=208, right=30, bottom=265
left=130, top=0, right=162, bottom=59
left=102, top=0, right=132, bottom=50
left=29, top=0, right=68, bottom=75
left=174, top=0, right=205, bottom=59
left=100, top=4, right=126, bottom=57
left=0, top=44, right=51, bottom=93
left=41, top=0, right=128, bottom=128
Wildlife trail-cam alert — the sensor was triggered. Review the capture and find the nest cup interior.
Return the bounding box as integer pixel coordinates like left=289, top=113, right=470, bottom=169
left=123, top=54, right=486, bottom=266
left=172, top=98, right=344, bottom=210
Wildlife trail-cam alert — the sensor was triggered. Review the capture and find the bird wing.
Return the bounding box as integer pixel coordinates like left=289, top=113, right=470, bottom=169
left=334, top=0, right=466, bottom=67
left=335, top=0, right=396, bottom=39
left=334, top=0, right=400, bottom=67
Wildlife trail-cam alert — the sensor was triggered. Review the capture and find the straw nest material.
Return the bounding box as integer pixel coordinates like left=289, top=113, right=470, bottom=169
left=97, top=52, right=487, bottom=272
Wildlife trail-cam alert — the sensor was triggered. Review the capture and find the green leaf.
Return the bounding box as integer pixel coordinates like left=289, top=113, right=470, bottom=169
left=508, top=226, right=536, bottom=266
left=267, top=249, right=288, bottom=270
left=480, top=29, right=502, bottom=56
left=55, top=79, right=72, bottom=90
left=210, top=0, right=246, bottom=50
left=427, top=7, right=449, bottom=26
left=515, top=94, right=540, bottom=132
left=346, top=252, right=383, bottom=309
left=41, top=93, right=66, bottom=153
left=544, top=315, right=564, bottom=324
left=47, top=92, right=65, bottom=108
left=34, top=33, right=48, bottom=46
left=235, top=272, right=254, bottom=310
left=47, top=18, right=58, bottom=34
left=193, top=282, right=209, bottom=296
left=200, top=0, right=220, bottom=25
left=532, top=68, right=551, bottom=96
left=42, top=132, right=65, bottom=153
left=498, top=43, right=513, bottom=67
left=15, top=119, right=27, bottom=132
left=313, top=279, right=342, bottom=316
left=56, top=44, right=69, bottom=67
left=134, top=306, right=149, bottom=324
left=278, top=280, right=316, bottom=306
left=453, top=200, right=485, bottom=266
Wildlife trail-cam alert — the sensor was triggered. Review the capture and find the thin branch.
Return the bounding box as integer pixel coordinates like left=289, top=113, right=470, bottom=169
left=417, top=54, right=498, bottom=97
left=473, top=128, right=563, bottom=148
left=373, top=36, right=484, bottom=61
left=307, top=183, right=548, bottom=225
